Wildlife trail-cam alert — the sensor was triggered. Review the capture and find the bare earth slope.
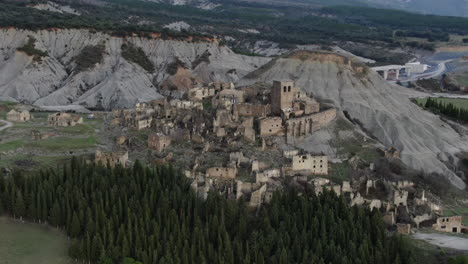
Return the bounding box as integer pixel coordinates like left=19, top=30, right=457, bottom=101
left=0, top=28, right=269, bottom=109
left=240, top=51, right=468, bottom=188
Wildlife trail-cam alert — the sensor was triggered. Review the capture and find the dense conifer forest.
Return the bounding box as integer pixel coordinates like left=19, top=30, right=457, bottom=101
left=0, top=158, right=415, bottom=264
left=423, top=98, right=468, bottom=123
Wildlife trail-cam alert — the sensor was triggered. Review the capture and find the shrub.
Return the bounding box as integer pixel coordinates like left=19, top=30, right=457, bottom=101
left=121, top=43, right=154, bottom=73
left=74, top=44, right=106, bottom=72
left=17, top=36, right=47, bottom=61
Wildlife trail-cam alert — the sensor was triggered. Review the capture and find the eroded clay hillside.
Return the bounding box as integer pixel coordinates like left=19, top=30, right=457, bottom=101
left=240, top=50, right=468, bottom=189
left=0, top=28, right=269, bottom=109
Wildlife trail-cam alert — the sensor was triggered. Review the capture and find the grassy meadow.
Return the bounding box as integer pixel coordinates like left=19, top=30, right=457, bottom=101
left=0, top=217, right=72, bottom=264
left=0, top=102, right=102, bottom=169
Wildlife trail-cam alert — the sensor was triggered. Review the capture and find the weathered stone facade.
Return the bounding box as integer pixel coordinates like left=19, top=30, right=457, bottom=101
left=258, top=117, right=283, bottom=137
left=433, top=216, right=464, bottom=233
left=148, top=133, right=172, bottom=152
left=233, top=103, right=271, bottom=118
left=95, top=150, right=129, bottom=168
left=285, top=108, right=337, bottom=138
left=292, top=154, right=328, bottom=175
left=31, top=130, right=55, bottom=140
left=48, top=113, right=83, bottom=127
left=136, top=118, right=153, bottom=130
left=271, top=80, right=296, bottom=115
left=206, top=167, right=237, bottom=179
left=6, top=110, right=31, bottom=122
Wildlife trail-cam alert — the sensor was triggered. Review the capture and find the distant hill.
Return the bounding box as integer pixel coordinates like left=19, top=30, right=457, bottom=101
left=362, top=0, right=468, bottom=18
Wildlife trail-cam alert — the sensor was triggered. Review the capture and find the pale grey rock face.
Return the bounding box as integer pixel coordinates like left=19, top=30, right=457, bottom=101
left=240, top=55, right=468, bottom=188
left=0, top=28, right=269, bottom=109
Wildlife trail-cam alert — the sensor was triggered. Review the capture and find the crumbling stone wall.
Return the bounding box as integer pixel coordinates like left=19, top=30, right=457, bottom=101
left=95, top=150, right=128, bottom=168
left=233, top=103, right=271, bottom=118
left=148, top=133, right=172, bottom=152
left=433, top=216, right=464, bottom=233
left=206, top=167, right=237, bottom=179
left=259, top=117, right=283, bottom=136
left=292, top=154, right=328, bottom=175
left=7, top=110, right=31, bottom=122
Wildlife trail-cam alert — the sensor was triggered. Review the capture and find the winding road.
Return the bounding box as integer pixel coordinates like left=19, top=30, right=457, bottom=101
left=0, top=119, right=13, bottom=131
left=400, top=59, right=452, bottom=82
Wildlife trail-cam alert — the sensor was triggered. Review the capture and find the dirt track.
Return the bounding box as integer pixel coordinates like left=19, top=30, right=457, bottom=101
left=0, top=119, right=13, bottom=131
left=413, top=232, right=468, bottom=251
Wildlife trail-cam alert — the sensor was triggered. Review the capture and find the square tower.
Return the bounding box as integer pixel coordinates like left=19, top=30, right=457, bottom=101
left=271, top=80, right=296, bottom=115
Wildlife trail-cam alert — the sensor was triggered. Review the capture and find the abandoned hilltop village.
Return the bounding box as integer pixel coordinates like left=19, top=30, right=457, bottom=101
left=6, top=76, right=463, bottom=236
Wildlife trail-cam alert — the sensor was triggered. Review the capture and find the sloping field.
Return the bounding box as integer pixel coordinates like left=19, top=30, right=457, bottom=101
left=0, top=217, right=72, bottom=264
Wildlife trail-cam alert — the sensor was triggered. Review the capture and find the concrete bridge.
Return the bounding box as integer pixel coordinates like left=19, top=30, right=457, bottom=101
left=371, top=65, right=412, bottom=80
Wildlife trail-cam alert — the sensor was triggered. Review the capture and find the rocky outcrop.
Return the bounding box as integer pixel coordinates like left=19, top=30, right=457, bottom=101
left=0, top=28, right=269, bottom=109
left=240, top=50, right=468, bottom=188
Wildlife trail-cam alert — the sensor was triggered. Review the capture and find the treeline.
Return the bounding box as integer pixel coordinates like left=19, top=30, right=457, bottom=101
left=321, top=6, right=468, bottom=35
left=0, top=1, right=210, bottom=41
left=395, top=30, right=449, bottom=42
left=423, top=98, right=468, bottom=122
left=0, top=158, right=416, bottom=264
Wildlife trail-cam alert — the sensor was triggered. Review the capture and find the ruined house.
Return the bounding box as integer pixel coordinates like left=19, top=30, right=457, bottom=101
left=189, top=87, right=216, bottom=101
left=148, top=133, right=172, bottom=152
left=136, top=118, right=153, bottom=130
left=206, top=167, right=237, bottom=179
left=292, top=154, right=328, bottom=175
left=233, top=103, right=271, bottom=118
left=214, top=88, right=245, bottom=108
left=115, top=136, right=127, bottom=145
left=249, top=184, right=267, bottom=208
left=258, top=117, right=283, bottom=137
left=433, top=216, right=464, bottom=233
left=256, top=169, right=281, bottom=183
left=48, top=113, right=83, bottom=127
left=95, top=150, right=129, bottom=168
left=6, top=109, right=31, bottom=122
left=393, top=190, right=408, bottom=207
left=397, top=223, right=411, bottom=235
left=31, top=130, right=55, bottom=140
left=379, top=147, right=400, bottom=159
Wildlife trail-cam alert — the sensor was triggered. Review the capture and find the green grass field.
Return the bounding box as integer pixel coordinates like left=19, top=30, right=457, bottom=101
left=455, top=75, right=468, bottom=87
left=328, top=162, right=351, bottom=183
left=416, top=97, right=468, bottom=110
left=0, top=139, right=25, bottom=152
left=28, top=136, right=97, bottom=150
left=0, top=217, right=72, bottom=264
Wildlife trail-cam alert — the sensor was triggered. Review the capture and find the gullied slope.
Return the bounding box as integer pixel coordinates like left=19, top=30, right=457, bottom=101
left=241, top=51, right=468, bottom=188
left=0, top=28, right=268, bottom=109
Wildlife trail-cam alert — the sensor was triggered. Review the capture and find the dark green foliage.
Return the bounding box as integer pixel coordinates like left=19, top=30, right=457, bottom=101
left=0, top=159, right=415, bottom=264
left=322, top=6, right=468, bottom=35
left=121, top=43, right=155, bottom=73
left=449, top=256, right=468, bottom=264
left=417, top=78, right=441, bottom=91
left=17, top=36, right=48, bottom=61
left=74, top=44, right=106, bottom=72
left=405, top=41, right=436, bottom=51
left=2, top=0, right=464, bottom=54
left=424, top=97, right=468, bottom=122
left=395, top=30, right=450, bottom=42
